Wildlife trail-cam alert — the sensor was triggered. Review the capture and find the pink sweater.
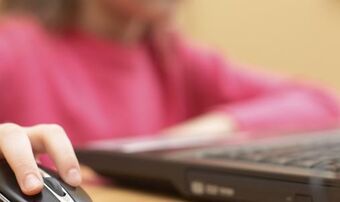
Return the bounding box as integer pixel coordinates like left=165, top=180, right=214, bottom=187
left=0, top=18, right=339, bottom=146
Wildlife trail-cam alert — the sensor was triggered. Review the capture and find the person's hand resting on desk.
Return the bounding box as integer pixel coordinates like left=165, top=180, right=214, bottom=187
left=0, top=123, right=82, bottom=196
left=161, top=112, right=236, bottom=138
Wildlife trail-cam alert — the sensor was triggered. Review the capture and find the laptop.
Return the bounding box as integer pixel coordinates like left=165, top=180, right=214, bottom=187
left=76, top=129, right=340, bottom=202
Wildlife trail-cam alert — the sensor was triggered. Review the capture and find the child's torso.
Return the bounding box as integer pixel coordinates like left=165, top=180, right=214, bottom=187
left=0, top=23, right=189, bottom=145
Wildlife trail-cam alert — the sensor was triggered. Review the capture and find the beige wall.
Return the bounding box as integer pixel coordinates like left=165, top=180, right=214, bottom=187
left=177, top=0, right=340, bottom=90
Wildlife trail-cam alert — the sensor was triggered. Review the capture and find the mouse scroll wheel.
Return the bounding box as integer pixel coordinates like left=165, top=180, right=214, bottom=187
left=44, top=177, right=66, bottom=197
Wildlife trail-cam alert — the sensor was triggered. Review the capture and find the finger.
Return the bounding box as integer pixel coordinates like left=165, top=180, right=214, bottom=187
left=27, top=124, right=82, bottom=187
left=0, top=123, right=44, bottom=195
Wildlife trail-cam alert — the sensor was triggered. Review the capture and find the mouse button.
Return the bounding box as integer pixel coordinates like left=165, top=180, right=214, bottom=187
left=0, top=162, right=30, bottom=202
left=43, top=177, right=66, bottom=197
left=0, top=183, right=41, bottom=202
left=40, top=187, right=63, bottom=202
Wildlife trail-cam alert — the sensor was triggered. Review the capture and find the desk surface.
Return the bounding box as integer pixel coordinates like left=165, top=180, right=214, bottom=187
left=84, top=184, right=187, bottom=202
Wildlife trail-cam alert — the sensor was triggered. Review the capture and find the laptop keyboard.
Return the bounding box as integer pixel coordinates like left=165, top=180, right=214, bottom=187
left=201, top=138, right=340, bottom=173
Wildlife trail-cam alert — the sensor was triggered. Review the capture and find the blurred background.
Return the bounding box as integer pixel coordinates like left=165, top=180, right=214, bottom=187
left=1, top=0, right=339, bottom=89
left=176, top=0, right=340, bottom=90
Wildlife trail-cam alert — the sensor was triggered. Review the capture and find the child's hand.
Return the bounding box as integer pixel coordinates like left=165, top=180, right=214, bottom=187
left=161, top=112, right=236, bottom=138
left=0, top=123, right=81, bottom=196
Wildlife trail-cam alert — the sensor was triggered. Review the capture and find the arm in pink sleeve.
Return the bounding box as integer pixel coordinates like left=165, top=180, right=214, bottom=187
left=182, top=46, right=340, bottom=132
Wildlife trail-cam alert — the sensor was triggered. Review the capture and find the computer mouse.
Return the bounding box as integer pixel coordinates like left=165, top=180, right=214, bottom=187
left=0, top=160, right=92, bottom=202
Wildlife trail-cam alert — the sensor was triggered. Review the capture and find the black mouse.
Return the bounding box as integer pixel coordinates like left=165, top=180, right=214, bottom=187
left=0, top=160, right=92, bottom=202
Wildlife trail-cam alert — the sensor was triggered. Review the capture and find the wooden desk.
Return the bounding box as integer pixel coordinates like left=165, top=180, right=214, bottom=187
left=83, top=184, right=187, bottom=202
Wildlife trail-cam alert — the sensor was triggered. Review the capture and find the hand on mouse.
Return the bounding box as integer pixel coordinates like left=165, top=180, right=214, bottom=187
left=0, top=123, right=82, bottom=196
